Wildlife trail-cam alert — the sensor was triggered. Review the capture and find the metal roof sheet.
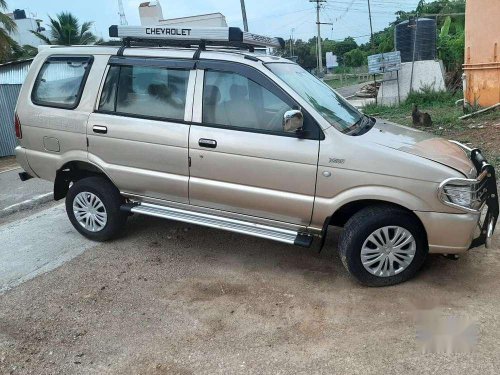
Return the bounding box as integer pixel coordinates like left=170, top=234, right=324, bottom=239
left=0, top=60, right=32, bottom=85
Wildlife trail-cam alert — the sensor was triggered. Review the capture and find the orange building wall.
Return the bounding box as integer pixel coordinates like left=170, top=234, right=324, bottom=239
left=464, top=0, right=500, bottom=107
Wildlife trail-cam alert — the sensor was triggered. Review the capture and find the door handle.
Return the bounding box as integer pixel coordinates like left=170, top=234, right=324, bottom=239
left=93, top=125, right=107, bottom=134
left=199, top=138, right=217, bottom=148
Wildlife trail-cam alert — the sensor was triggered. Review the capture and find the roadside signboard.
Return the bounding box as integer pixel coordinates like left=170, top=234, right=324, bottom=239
left=326, top=52, right=338, bottom=68
left=368, top=51, right=401, bottom=74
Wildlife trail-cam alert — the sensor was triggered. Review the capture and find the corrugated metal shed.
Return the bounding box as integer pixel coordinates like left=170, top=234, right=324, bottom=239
left=0, top=85, right=21, bottom=157
left=0, top=59, right=32, bottom=84
left=0, top=59, right=33, bottom=156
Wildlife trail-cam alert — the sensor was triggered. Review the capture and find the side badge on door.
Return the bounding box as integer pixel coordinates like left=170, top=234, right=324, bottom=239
left=329, top=158, right=345, bottom=164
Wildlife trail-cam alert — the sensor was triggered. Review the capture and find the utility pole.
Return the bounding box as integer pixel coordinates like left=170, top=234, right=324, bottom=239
left=310, top=0, right=328, bottom=77
left=240, top=0, right=249, bottom=31
left=367, top=0, right=374, bottom=49
left=367, top=0, right=377, bottom=103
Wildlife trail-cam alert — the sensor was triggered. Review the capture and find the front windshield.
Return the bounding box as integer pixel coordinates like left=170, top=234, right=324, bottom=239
left=267, top=63, right=363, bottom=134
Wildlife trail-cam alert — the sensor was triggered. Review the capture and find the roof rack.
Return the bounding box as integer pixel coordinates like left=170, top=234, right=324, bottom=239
left=108, top=25, right=285, bottom=52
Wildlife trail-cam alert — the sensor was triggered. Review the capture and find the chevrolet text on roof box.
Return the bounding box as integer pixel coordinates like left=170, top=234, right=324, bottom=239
left=108, top=25, right=285, bottom=48
left=146, top=27, right=192, bottom=36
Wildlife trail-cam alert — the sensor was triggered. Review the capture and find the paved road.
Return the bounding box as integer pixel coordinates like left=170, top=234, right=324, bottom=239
left=335, top=82, right=368, bottom=98
left=335, top=82, right=376, bottom=109
left=0, top=204, right=96, bottom=293
left=0, top=168, right=52, bottom=217
left=0, top=202, right=499, bottom=374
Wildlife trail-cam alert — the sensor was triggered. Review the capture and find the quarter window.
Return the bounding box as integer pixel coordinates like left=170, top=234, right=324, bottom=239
left=203, top=71, right=292, bottom=133
left=32, top=56, right=93, bottom=109
left=99, top=64, right=189, bottom=121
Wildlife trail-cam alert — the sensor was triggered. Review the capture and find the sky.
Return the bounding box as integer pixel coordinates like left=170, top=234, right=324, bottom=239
left=7, top=0, right=421, bottom=44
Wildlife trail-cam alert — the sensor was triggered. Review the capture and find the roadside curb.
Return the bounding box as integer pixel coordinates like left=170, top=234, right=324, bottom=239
left=0, top=193, right=53, bottom=219
left=0, top=166, right=21, bottom=174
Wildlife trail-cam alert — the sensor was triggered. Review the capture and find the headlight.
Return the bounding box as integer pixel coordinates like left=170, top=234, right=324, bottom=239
left=438, top=172, right=488, bottom=212
left=442, top=184, right=473, bottom=208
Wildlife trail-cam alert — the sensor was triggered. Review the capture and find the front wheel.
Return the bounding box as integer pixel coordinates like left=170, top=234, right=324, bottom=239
left=338, top=205, right=428, bottom=287
left=66, top=176, right=127, bottom=241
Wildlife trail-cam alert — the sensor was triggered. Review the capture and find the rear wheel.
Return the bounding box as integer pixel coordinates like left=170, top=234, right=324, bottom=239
left=338, top=205, right=428, bottom=287
left=66, top=176, right=127, bottom=241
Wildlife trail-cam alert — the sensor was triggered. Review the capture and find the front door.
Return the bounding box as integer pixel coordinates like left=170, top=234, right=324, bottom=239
left=188, top=62, right=321, bottom=226
left=87, top=57, right=195, bottom=203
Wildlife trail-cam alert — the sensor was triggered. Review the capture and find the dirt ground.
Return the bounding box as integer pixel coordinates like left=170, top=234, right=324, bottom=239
left=440, top=119, right=500, bottom=169
left=1, top=213, right=500, bottom=375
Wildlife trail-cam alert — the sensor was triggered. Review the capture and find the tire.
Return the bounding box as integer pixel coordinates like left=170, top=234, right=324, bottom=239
left=338, top=205, right=428, bottom=287
left=65, top=176, right=127, bottom=241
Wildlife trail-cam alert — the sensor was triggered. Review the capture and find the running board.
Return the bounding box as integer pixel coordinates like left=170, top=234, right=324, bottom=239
left=121, top=202, right=313, bottom=247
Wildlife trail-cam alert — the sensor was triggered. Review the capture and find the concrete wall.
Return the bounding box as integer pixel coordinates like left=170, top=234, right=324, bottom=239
left=377, top=60, right=446, bottom=106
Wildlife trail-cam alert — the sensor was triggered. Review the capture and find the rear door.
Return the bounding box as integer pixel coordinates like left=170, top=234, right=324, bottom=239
left=188, top=61, right=322, bottom=226
left=87, top=57, right=195, bottom=203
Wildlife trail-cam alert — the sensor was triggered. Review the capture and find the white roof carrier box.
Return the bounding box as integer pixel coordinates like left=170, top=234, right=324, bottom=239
left=109, top=25, right=285, bottom=50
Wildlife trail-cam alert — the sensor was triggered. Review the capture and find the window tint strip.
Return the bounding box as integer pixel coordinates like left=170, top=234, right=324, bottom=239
left=109, top=56, right=195, bottom=69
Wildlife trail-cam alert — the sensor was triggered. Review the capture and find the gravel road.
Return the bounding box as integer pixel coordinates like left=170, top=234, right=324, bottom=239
left=1, top=208, right=500, bottom=374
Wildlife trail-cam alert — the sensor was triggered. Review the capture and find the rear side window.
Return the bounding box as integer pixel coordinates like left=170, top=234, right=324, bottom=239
left=32, top=56, right=93, bottom=109
left=99, top=64, right=189, bottom=121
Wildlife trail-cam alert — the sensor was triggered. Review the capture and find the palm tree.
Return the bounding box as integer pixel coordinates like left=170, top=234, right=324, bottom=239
left=31, top=12, right=97, bottom=45
left=0, top=0, right=17, bottom=60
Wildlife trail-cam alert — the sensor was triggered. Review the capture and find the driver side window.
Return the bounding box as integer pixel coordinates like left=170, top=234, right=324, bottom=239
left=202, top=70, right=292, bottom=133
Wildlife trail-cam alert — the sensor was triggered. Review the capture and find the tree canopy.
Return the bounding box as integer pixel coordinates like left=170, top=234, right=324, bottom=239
left=31, top=12, right=97, bottom=46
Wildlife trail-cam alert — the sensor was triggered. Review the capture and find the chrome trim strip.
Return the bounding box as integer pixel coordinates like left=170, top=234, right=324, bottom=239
left=486, top=217, right=494, bottom=248
left=449, top=140, right=474, bottom=152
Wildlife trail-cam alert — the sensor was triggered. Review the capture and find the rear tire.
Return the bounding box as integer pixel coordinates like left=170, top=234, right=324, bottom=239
left=65, top=176, right=127, bottom=241
left=338, top=205, right=428, bottom=287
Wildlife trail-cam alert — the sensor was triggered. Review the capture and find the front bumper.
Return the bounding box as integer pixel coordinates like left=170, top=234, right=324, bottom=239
left=468, top=148, right=498, bottom=249
left=415, top=210, right=480, bottom=254
left=419, top=144, right=498, bottom=253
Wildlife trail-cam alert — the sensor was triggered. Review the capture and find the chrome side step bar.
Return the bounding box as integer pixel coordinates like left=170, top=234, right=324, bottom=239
left=121, top=202, right=313, bottom=247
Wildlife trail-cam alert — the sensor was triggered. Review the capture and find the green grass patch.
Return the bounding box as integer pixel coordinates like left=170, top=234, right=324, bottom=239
left=363, top=90, right=465, bottom=130
left=362, top=89, right=500, bottom=168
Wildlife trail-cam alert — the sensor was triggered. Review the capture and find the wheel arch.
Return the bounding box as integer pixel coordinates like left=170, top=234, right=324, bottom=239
left=54, top=161, right=115, bottom=201
left=328, top=199, right=428, bottom=243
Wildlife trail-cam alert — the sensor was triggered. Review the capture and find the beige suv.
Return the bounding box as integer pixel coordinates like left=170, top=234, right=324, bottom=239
left=14, top=26, right=498, bottom=286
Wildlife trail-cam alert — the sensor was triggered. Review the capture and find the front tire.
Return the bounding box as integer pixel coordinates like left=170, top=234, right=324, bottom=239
left=338, top=205, right=428, bottom=287
left=66, top=176, right=127, bottom=241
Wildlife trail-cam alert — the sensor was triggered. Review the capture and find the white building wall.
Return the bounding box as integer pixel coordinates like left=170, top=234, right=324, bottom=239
left=139, top=1, right=164, bottom=26
left=10, top=18, right=49, bottom=47
left=159, top=13, right=227, bottom=28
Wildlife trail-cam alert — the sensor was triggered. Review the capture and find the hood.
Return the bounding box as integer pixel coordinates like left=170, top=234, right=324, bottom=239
left=363, top=119, right=476, bottom=178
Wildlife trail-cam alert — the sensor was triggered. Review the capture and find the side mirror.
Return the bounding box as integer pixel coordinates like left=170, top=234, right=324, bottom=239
left=283, top=110, right=304, bottom=133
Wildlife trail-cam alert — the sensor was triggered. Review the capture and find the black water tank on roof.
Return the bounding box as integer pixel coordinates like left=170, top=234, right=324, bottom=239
left=13, top=9, right=26, bottom=19
left=395, top=18, right=436, bottom=63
